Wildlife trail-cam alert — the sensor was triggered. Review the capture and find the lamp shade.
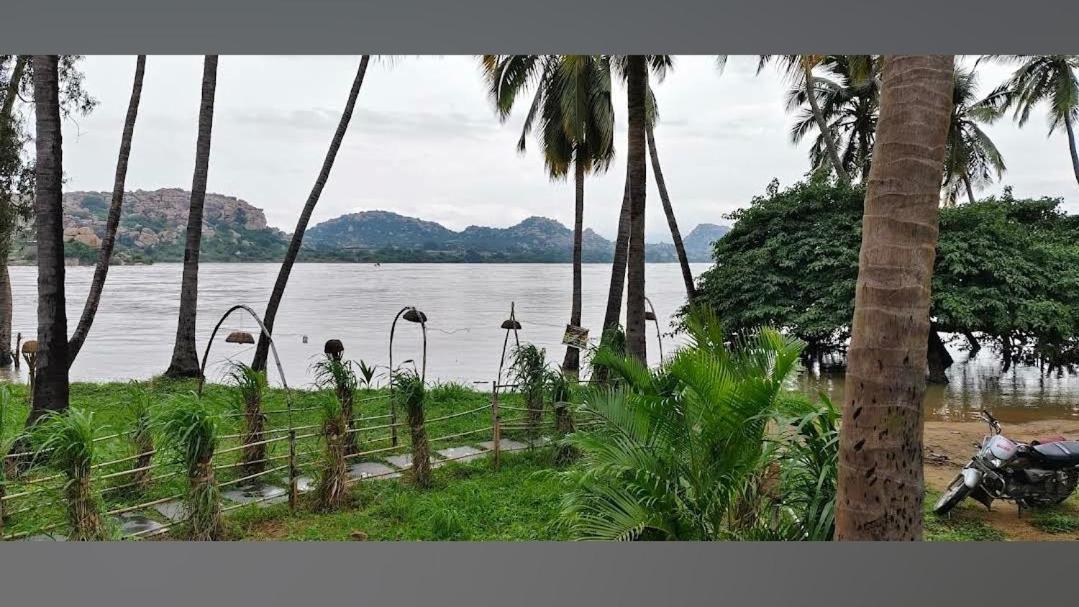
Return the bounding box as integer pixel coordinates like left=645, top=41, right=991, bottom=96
left=500, top=319, right=522, bottom=330
left=403, top=308, right=427, bottom=323
left=226, top=331, right=255, bottom=344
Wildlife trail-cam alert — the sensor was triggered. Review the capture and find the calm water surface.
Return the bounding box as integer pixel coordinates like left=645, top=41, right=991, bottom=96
left=3, top=262, right=1078, bottom=423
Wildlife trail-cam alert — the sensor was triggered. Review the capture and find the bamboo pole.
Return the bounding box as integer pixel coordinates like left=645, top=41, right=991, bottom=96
left=491, top=379, right=501, bottom=471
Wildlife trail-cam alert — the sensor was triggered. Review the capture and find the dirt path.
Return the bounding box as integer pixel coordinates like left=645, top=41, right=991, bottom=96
left=924, top=419, right=1079, bottom=541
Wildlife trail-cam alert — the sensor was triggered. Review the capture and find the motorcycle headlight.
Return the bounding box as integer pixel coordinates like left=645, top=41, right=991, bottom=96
left=989, top=458, right=1003, bottom=468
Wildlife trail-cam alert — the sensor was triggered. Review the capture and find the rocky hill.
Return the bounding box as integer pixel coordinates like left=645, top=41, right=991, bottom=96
left=302, top=211, right=725, bottom=262
left=683, top=223, right=731, bottom=259
left=57, top=189, right=288, bottom=263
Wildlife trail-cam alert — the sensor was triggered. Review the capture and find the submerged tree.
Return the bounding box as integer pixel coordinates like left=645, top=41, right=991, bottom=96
left=481, top=55, right=615, bottom=378
left=165, top=55, right=217, bottom=379
left=836, top=55, right=954, bottom=541
left=251, top=56, right=370, bottom=373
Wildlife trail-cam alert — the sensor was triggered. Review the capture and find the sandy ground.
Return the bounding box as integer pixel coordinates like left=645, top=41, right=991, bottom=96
left=924, top=419, right=1079, bottom=541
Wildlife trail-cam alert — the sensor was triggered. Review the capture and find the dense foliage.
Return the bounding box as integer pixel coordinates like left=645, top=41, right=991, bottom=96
left=694, top=179, right=1079, bottom=369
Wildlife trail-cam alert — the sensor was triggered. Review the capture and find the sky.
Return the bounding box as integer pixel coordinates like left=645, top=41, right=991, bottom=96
left=48, top=55, right=1079, bottom=243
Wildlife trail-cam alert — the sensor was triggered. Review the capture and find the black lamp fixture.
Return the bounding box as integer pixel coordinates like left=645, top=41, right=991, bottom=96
left=644, top=296, right=664, bottom=363
left=496, top=302, right=522, bottom=386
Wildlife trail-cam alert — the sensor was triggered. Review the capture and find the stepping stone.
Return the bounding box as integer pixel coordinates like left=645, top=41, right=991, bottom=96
left=348, top=461, right=398, bottom=480
left=384, top=454, right=415, bottom=469
left=28, top=533, right=67, bottom=541
left=296, top=476, right=315, bottom=493
left=477, top=439, right=528, bottom=453
left=222, top=483, right=288, bottom=507
left=436, top=446, right=485, bottom=463
left=153, top=499, right=186, bottom=522
left=115, top=512, right=166, bottom=536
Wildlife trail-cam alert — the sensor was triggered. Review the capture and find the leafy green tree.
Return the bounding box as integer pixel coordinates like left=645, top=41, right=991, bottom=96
left=693, top=179, right=1079, bottom=378
left=989, top=55, right=1079, bottom=187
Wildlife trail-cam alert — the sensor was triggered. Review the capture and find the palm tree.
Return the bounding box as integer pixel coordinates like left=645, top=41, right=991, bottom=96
left=647, top=124, right=695, bottom=300
left=68, top=55, right=146, bottom=363
left=481, top=55, right=615, bottom=377
left=835, top=55, right=954, bottom=541
left=29, top=55, right=69, bottom=421
left=762, top=55, right=854, bottom=185
left=942, top=67, right=1006, bottom=205
left=251, top=56, right=370, bottom=373
left=0, top=56, right=28, bottom=369
left=164, top=55, right=217, bottom=379
left=990, top=55, right=1079, bottom=187
left=786, top=56, right=881, bottom=182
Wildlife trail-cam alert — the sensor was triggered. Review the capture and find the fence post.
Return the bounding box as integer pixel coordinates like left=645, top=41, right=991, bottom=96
left=288, top=429, right=297, bottom=512
left=491, top=380, right=501, bottom=472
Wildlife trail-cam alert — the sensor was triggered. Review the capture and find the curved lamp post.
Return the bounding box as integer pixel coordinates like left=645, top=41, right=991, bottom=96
left=643, top=296, right=664, bottom=364
left=496, top=301, right=522, bottom=387
left=388, top=306, right=428, bottom=447
left=198, top=304, right=293, bottom=427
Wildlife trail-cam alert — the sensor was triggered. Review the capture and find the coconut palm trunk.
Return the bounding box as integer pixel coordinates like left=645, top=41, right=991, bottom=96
left=835, top=55, right=954, bottom=541
left=1065, top=114, right=1079, bottom=188
left=962, top=173, right=976, bottom=204
left=252, top=56, right=370, bottom=372
left=68, top=55, right=145, bottom=364
left=165, top=55, right=217, bottom=379
left=28, top=55, right=70, bottom=421
left=624, top=56, right=649, bottom=363
left=803, top=62, right=852, bottom=185
left=647, top=125, right=695, bottom=300
left=0, top=56, right=27, bottom=368
left=561, top=157, right=586, bottom=377
left=601, top=173, right=631, bottom=335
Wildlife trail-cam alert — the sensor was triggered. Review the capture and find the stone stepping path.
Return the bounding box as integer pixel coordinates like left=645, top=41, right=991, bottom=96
left=436, top=445, right=485, bottom=463
left=349, top=461, right=399, bottom=480
left=222, top=483, right=288, bottom=508
left=477, top=438, right=528, bottom=453
left=153, top=499, right=186, bottom=522
left=115, top=512, right=166, bottom=536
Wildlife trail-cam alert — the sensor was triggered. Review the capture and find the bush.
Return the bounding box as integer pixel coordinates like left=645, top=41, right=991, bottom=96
left=31, top=407, right=109, bottom=540
left=159, top=395, right=224, bottom=540
left=226, top=362, right=268, bottom=475
left=315, top=395, right=349, bottom=512
left=395, top=370, right=431, bottom=489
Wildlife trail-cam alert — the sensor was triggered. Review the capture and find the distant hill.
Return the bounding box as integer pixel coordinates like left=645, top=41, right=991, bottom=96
left=16, top=189, right=728, bottom=264
left=303, top=210, right=728, bottom=263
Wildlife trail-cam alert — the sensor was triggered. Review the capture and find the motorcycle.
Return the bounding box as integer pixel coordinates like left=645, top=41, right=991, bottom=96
left=933, top=409, right=1079, bottom=515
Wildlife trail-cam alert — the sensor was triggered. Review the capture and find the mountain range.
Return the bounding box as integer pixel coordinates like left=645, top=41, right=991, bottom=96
left=23, top=188, right=728, bottom=264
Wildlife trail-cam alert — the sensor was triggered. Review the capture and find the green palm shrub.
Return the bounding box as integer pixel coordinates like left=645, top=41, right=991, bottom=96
left=31, top=407, right=109, bottom=540
left=559, top=307, right=814, bottom=541
left=315, top=395, right=349, bottom=511
left=314, top=356, right=359, bottom=456
left=510, top=344, right=549, bottom=444
left=159, top=395, right=224, bottom=540
left=125, top=382, right=156, bottom=493
left=395, top=370, right=430, bottom=489
left=226, top=362, right=268, bottom=475
left=773, top=396, right=839, bottom=540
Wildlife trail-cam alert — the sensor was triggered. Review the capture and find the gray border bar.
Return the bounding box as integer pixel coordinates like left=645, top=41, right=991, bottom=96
left=1, top=0, right=1077, bottom=53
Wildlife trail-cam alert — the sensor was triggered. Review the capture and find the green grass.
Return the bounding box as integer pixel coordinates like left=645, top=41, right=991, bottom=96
left=923, top=490, right=1006, bottom=542
left=1028, top=495, right=1079, bottom=534
left=228, top=450, right=568, bottom=541
left=0, top=378, right=533, bottom=539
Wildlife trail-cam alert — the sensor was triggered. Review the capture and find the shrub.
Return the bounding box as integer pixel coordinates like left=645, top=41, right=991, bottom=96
left=510, top=344, right=549, bottom=444
left=395, top=370, right=431, bottom=489
left=314, top=357, right=359, bottom=456
left=31, top=407, right=109, bottom=540
left=226, top=362, right=268, bottom=475
left=159, top=395, right=224, bottom=540
left=314, top=395, right=349, bottom=512
left=125, top=382, right=156, bottom=493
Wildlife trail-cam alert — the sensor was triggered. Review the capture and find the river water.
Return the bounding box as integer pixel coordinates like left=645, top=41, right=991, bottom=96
left=3, top=262, right=1077, bottom=423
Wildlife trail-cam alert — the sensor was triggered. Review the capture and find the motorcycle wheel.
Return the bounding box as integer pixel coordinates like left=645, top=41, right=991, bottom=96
left=933, top=474, right=973, bottom=515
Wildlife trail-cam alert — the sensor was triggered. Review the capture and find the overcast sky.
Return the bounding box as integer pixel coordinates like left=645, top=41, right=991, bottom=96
left=51, top=55, right=1078, bottom=242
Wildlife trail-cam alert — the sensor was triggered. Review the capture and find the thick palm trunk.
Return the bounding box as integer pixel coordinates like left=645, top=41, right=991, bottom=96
left=601, top=173, right=631, bottom=335
left=804, top=63, right=852, bottom=185
left=647, top=125, right=695, bottom=300
left=836, top=55, right=954, bottom=541
left=29, top=55, right=69, bottom=421
left=165, top=56, right=217, bottom=379
left=0, top=56, right=27, bottom=368
left=68, top=55, right=145, bottom=364
left=624, top=56, right=648, bottom=363
left=561, top=158, right=585, bottom=377
left=1065, top=114, right=1079, bottom=188
left=252, top=56, right=369, bottom=372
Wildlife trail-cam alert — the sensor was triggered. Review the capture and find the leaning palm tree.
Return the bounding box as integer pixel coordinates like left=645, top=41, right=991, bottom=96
left=761, top=55, right=855, bottom=185
left=989, top=55, right=1079, bottom=187
left=68, top=55, right=146, bottom=363
left=836, top=55, right=954, bottom=541
left=785, top=56, right=881, bottom=182
left=942, top=67, right=1007, bottom=205
left=612, top=55, right=671, bottom=363
left=0, top=55, right=29, bottom=369
left=165, top=55, right=217, bottom=379
left=28, top=55, right=70, bottom=420
left=251, top=56, right=370, bottom=373
left=481, top=55, right=615, bottom=378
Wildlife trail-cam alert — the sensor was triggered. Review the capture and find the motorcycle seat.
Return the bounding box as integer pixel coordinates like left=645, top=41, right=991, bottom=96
left=1032, top=441, right=1079, bottom=465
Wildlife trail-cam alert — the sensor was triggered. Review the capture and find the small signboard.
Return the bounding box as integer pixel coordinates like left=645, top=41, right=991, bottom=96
left=561, top=324, right=590, bottom=350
